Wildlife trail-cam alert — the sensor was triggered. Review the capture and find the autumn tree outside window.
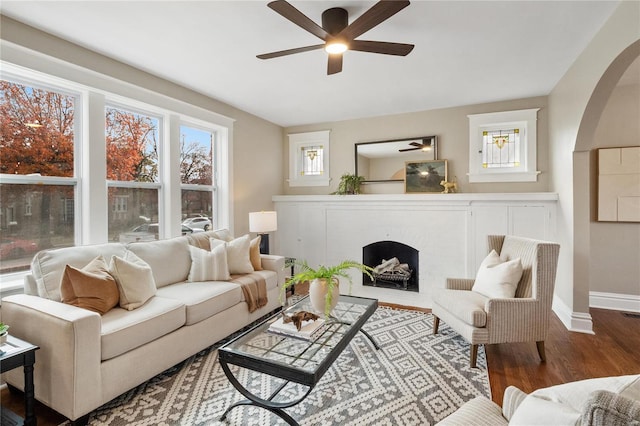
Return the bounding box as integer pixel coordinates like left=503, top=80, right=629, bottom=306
left=180, top=125, right=215, bottom=226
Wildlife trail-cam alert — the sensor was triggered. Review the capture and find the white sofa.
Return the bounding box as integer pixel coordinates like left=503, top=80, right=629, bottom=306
left=437, top=374, right=640, bottom=425
left=1, top=230, right=285, bottom=424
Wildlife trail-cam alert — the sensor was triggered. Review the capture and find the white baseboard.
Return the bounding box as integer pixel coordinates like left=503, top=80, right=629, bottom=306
left=552, top=297, right=595, bottom=334
left=590, top=291, right=640, bottom=313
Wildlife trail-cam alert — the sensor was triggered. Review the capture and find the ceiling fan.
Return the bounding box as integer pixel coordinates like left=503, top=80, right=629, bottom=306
left=399, top=139, right=433, bottom=152
left=257, top=0, right=414, bottom=75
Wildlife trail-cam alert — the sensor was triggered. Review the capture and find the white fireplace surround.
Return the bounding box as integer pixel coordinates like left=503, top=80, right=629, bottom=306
left=273, top=193, right=558, bottom=308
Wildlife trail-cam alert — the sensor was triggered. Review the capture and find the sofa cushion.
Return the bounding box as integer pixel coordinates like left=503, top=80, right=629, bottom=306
left=432, top=289, right=488, bottom=327
left=126, top=238, right=191, bottom=288
left=472, top=250, right=523, bottom=299
left=509, top=375, right=640, bottom=426
left=250, top=236, right=263, bottom=271
left=188, top=244, right=230, bottom=282
left=184, top=229, right=233, bottom=251
left=435, top=396, right=507, bottom=426
left=32, top=243, right=127, bottom=301
left=211, top=234, right=254, bottom=274
left=60, top=255, right=120, bottom=315
left=156, top=281, right=242, bottom=325
left=100, top=296, right=185, bottom=360
left=109, top=251, right=157, bottom=310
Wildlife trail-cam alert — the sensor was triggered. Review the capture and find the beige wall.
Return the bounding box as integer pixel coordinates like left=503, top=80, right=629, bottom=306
left=0, top=16, right=284, bottom=236
left=590, top=80, right=640, bottom=295
left=548, top=0, right=640, bottom=325
left=284, top=96, right=549, bottom=195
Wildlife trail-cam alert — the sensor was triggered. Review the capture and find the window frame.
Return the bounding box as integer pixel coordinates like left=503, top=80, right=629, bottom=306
left=467, top=109, right=540, bottom=183
left=0, top=58, right=233, bottom=288
left=288, top=130, right=331, bottom=187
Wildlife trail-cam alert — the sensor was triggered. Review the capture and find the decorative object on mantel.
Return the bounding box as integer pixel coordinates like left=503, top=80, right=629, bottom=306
left=332, top=173, right=365, bottom=195
left=0, top=322, right=9, bottom=345
left=440, top=176, right=458, bottom=193
left=405, top=159, right=448, bottom=193
left=283, top=259, right=373, bottom=316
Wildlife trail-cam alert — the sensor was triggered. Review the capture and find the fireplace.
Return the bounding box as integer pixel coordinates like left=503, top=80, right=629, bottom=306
left=362, top=241, right=419, bottom=292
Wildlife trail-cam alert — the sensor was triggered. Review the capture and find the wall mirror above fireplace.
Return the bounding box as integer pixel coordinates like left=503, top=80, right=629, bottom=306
left=355, top=135, right=438, bottom=182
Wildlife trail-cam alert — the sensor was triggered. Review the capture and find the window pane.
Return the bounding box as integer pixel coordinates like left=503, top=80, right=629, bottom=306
left=108, top=187, right=159, bottom=242
left=106, top=107, right=159, bottom=182
left=0, top=184, right=74, bottom=273
left=181, top=190, right=213, bottom=231
left=0, top=80, right=75, bottom=177
left=180, top=126, right=213, bottom=185
left=301, top=145, right=324, bottom=176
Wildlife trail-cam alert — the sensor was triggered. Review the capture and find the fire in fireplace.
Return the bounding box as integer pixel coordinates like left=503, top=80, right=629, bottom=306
left=362, top=241, right=419, bottom=292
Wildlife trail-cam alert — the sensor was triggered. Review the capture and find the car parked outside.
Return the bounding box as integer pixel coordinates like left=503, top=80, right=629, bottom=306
left=118, top=223, right=159, bottom=243
left=181, top=225, right=204, bottom=235
left=182, top=216, right=212, bottom=231
left=0, top=238, right=39, bottom=260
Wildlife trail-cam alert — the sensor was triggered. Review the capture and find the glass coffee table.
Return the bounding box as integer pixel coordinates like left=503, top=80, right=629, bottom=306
left=218, top=295, right=378, bottom=425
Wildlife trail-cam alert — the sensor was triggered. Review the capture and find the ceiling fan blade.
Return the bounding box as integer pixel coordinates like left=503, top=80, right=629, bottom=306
left=349, top=40, right=414, bottom=56
left=409, top=142, right=422, bottom=147
left=257, top=44, right=325, bottom=59
left=327, top=54, right=343, bottom=75
left=399, top=147, right=421, bottom=152
left=268, top=0, right=328, bottom=40
left=339, top=0, right=410, bottom=41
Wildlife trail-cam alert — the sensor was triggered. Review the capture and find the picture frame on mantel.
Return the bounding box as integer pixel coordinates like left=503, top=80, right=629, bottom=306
left=405, top=160, right=447, bottom=193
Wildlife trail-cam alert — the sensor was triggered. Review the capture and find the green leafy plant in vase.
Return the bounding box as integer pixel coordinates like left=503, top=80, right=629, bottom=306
left=283, top=259, right=373, bottom=317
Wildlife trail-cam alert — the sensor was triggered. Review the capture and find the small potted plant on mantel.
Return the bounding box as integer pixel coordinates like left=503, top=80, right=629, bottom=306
left=0, top=322, right=9, bottom=345
left=332, top=174, right=365, bottom=195
left=283, top=259, right=373, bottom=317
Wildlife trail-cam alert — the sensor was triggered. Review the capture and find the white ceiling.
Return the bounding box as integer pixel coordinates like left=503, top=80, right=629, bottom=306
left=0, top=1, right=620, bottom=127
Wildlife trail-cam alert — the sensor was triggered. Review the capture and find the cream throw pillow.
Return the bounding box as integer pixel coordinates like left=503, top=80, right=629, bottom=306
left=188, top=244, right=230, bottom=281
left=472, top=249, right=523, bottom=299
left=59, top=255, right=120, bottom=315
left=109, top=251, right=157, bottom=310
left=210, top=234, right=254, bottom=274
left=250, top=236, right=263, bottom=271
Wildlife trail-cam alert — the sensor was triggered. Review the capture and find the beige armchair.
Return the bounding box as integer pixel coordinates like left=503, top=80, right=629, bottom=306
left=432, top=235, right=560, bottom=368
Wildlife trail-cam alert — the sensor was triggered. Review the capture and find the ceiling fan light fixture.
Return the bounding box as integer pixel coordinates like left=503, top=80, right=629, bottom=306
left=325, top=41, right=348, bottom=54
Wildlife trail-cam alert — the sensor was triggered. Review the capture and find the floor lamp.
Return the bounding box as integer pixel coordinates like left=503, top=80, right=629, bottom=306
left=249, top=211, right=277, bottom=254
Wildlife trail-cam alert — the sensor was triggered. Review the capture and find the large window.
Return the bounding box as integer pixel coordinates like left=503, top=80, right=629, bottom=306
left=106, top=106, right=161, bottom=241
left=0, top=79, right=77, bottom=272
left=0, top=62, right=230, bottom=282
left=180, top=125, right=215, bottom=231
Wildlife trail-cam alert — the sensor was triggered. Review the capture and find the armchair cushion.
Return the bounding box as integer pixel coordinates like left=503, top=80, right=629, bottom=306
left=433, top=289, right=488, bottom=327
left=435, top=396, right=507, bottom=426
left=472, top=250, right=523, bottom=299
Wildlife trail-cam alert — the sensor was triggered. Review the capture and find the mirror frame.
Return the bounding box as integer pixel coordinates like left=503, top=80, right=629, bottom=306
left=355, top=135, right=438, bottom=183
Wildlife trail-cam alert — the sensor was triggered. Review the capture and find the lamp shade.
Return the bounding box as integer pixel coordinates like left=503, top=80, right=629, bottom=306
left=249, top=211, right=278, bottom=233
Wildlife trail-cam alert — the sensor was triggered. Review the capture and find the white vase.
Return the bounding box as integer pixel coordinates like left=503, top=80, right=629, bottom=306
left=309, top=278, right=340, bottom=316
left=0, top=332, right=7, bottom=345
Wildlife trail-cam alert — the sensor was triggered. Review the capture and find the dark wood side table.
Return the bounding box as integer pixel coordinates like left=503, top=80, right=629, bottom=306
left=1, top=334, right=39, bottom=426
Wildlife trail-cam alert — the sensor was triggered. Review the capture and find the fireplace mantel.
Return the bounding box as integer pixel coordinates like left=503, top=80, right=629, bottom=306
left=272, top=193, right=558, bottom=308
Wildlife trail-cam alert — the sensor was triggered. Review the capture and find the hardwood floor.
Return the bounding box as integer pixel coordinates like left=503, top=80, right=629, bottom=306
left=2, top=292, right=638, bottom=425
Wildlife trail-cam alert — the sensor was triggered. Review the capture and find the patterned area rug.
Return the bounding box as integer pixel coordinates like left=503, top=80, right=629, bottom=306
left=77, top=308, right=490, bottom=426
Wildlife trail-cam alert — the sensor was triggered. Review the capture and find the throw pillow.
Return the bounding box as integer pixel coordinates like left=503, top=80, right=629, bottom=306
left=109, top=251, right=157, bottom=310
left=472, top=249, right=523, bottom=299
left=60, top=255, right=119, bottom=315
left=210, top=234, right=254, bottom=274
left=188, top=244, right=231, bottom=281
left=250, top=235, right=263, bottom=271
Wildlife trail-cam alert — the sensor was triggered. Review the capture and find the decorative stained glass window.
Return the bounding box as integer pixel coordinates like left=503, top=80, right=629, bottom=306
left=482, top=129, right=521, bottom=168
left=301, top=145, right=324, bottom=176
left=289, top=130, right=330, bottom=187
left=468, top=109, right=539, bottom=183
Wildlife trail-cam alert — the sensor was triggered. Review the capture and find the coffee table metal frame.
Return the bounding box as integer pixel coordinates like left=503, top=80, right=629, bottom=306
left=218, top=295, right=378, bottom=425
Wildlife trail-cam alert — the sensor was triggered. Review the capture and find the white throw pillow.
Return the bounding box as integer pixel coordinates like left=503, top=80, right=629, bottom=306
left=109, top=251, right=157, bottom=310
left=210, top=234, right=254, bottom=274
left=471, top=249, right=523, bottom=299
left=188, top=244, right=230, bottom=281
